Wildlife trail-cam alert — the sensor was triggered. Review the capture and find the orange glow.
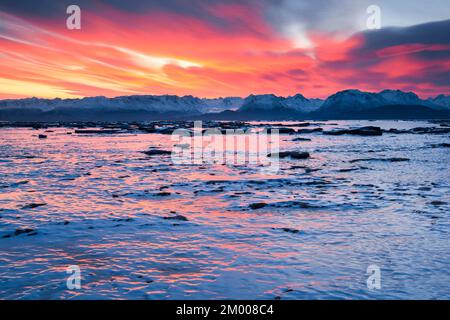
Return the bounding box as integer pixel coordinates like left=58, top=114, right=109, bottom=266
left=0, top=3, right=448, bottom=100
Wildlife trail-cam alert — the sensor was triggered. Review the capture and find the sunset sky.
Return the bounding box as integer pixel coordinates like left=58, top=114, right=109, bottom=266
left=0, top=0, right=449, bottom=99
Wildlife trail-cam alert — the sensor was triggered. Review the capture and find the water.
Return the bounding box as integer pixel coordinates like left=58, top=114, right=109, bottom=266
left=0, top=120, right=449, bottom=299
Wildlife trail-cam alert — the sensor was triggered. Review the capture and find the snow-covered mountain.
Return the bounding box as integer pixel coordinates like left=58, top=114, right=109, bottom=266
left=378, top=90, right=425, bottom=106
left=428, top=94, right=450, bottom=110
left=284, top=94, right=324, bottom=113
left=0, top=90, right=448, bottom=121
left=0, top=95, right=205, bottom=114
left=320, top=89, right=387, bottom=112
left=200, top=97, right=244, bottom=113
left=238, top=94, right=323, bottom=113
left=319, top=89, right=450, bottom=114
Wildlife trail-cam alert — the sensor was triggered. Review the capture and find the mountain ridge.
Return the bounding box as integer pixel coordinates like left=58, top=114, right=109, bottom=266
left=1, top=89, right=449, bottom=121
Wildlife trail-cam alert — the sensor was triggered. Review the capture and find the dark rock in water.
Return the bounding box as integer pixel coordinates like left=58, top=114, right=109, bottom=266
left=14, top=228, right=35, bottom=236
left=273, top=201, right=315, bottom=209
left=155, top=192, right=171, bottom=196
left=338, top=167, right=360, bottom=172
left=163, top=215, right=188, bottom=221
left=4, top=180, right=29, bottom=189
left=430, top=143, right=450, bottom=148
left=272, top=227, right=301, bottom=234
left=384, top=128, right=410, bottom=134
left=411, top=127, right=450, bottom=134
left=266, top=127, right=296, bottom=134
left=349, top=157, right=409, bottom=163
left=74, top=129, right=122, bottom=134
left=290, top=165, right=307, bottom=170
left=249, top=203, right=268, bottom=210
left=21, top=203, right=47, bottom=209
left=138, top=125, right=157, bottom=133
left=38, top=134, right=47, bottom=139
left=429, top=201, right=447, bottom=206
left=304, top=168, right=320, bottom=173
left=292, top=137, right=311, bottom=142
left=296, top=128, right=323, bottom=134
left=113, top=218, right=134, bottom=222
left=141, top=149, right=172, bottom=156
left=324, top=126, right=383, bottom=136
left=267, top=151, right=310, bottom=160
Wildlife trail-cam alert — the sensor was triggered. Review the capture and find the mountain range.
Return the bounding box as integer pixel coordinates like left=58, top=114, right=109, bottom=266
left=0, top=89, right=449, bottom=121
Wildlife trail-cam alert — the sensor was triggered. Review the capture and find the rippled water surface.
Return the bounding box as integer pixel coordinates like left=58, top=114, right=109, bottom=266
left=0, top=120, right=449, bottom=299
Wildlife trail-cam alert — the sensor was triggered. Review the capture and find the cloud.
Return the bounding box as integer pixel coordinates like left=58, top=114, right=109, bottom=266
left=0, top=1, right=449, bottom=99
left=352, top=19, right=450, bottom=56
left=315, top=19, right=450, bottom=95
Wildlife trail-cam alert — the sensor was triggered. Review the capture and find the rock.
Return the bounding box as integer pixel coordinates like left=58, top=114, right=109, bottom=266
left=324, top=126, right=383, bottom=136
left=292, top=137, right=311, bottom=142
left=138, top=125, right=157, bottom=133
left=267, top=151, right=310, bottom=160
left=411, top=127, right=450, bottom=134
left=74, top=129, right=122, bottom=134
left=249, top=203, right=268, bottom=210
left=21, top=203, right=47, bottom=209
left=113, top=218, right=134, bottom=222
left=272, top=201, right=315, bottom=209
left=266, top=127, right=296, bottom=134
left=272, top=227, right=301, bottom=234
left=155, top=192, right=171, bottom=196
left=384, top=128, right=410, bottom=134
left=430, top=143, right=450, bottom=148
left=163, top=215, right=188, bottom=221
left=296, top=128, right=323, bottom=134
left=429, top=201, right=447, bottom=206
left=349, top=158, right=409, bottom=163
left=141, top=149, right=172, bottom=156
left=304, top=168, right=320, bottom=173
left=2, top=228, right=37, bottom=238
left=38, top=134, right=47, bottom=139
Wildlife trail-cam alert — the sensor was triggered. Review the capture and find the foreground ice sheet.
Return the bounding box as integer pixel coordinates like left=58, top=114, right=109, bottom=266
left=0, top=120, right=449, bottom=299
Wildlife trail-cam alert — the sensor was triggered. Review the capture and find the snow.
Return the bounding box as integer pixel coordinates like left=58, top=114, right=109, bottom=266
left=321, top=89, right=387, bottom=112
left=428, top=94, right=450, bottom=110
left=239, top=94, right=323, bottom=113
left=321, top=89, right=449, bottom=112
left=0, top=95, right=206, bottom=114
left=0, top=90, right=448, bottom=115
left=200, top=97, right=244, bottom=113
left=378, top=90, right=423, bottom=105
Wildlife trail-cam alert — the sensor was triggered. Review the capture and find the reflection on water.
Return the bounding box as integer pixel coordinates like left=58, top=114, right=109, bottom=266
left=0, top=120, right=449, bottom=299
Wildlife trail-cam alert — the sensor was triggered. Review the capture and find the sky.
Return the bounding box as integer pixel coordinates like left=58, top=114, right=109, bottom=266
left=0, top=0, right=449, bottom=99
